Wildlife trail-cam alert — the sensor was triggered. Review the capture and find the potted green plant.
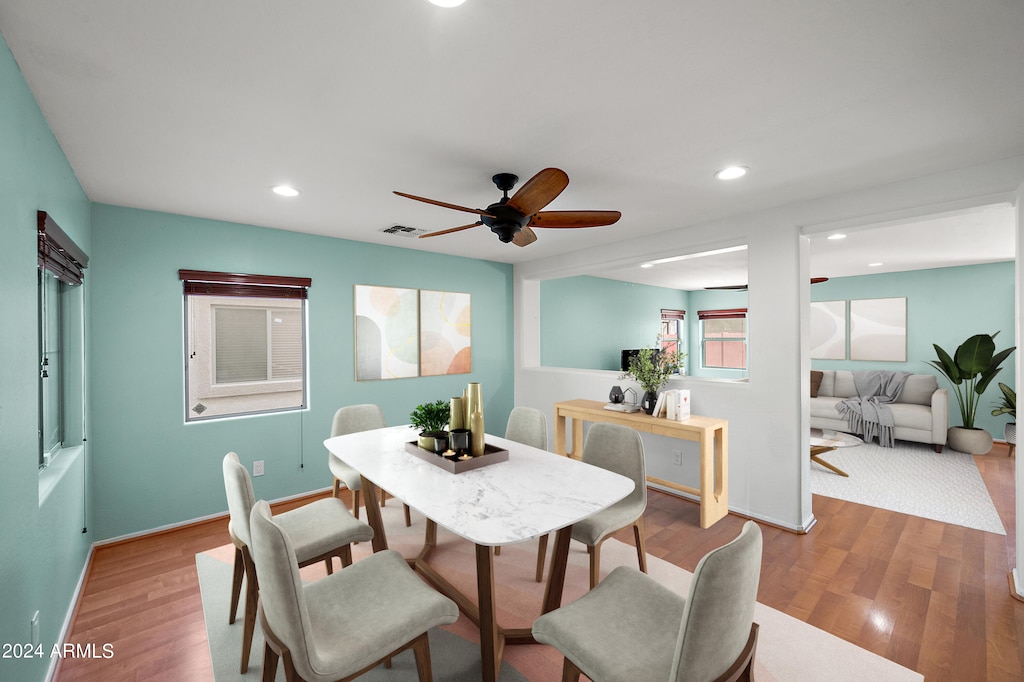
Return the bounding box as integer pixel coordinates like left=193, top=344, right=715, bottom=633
left=410, top=399, right=450, bottom=450
left=991, top=381, right=1016, bottom=454
left=928, top=332, right=1015, bottom=454
left=620, top=343, right=685, bottom=414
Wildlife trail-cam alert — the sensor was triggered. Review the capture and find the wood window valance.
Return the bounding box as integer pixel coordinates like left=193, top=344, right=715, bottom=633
left=697, top=308, right=747, bottom=320
left=178, top=270, right=311, bottom=299
left=38, top=211, right=88, bottom=285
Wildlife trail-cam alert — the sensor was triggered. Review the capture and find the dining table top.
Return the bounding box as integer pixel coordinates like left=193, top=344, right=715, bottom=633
left=324, top=424, right=635, bottom=547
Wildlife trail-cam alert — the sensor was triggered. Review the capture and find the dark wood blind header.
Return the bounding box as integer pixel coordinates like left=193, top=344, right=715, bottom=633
left=660, top=309, right=686, bottom=320
left=179, top=270, right=311, bottom=299
left=38, top=211, right=89, bottom=285
left=697, top=308, right=747, bottom=320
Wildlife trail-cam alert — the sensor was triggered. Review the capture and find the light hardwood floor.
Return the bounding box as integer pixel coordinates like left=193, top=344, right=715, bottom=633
left=56, top=445, right=1022, bottom=681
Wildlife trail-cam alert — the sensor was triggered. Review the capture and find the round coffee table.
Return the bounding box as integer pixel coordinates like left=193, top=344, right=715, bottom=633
left=809, top=428, right=863, bottom=477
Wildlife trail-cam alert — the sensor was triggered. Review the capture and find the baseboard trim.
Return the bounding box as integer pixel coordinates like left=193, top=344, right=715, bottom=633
left=47, top=543, right=95, bottom=682
left=93, top=486, right=333, bottom=548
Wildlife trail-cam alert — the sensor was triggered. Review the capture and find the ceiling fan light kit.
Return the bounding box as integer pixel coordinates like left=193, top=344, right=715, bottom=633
left=393, top=167, right=621, bottom=247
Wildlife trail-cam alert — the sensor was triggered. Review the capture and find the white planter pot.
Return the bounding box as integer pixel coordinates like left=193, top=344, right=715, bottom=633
left=1005, top=422, right=1016, bottom=445
left=947, top=427, right=993, bottom=455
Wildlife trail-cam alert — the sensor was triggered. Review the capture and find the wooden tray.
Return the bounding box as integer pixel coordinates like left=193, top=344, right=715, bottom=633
left=405, top=441, right=509, bottom=474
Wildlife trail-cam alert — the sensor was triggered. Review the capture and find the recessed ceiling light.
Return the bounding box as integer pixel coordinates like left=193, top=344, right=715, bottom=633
left=827, top=233, right=847, bottom=240
left=272, top=185, right=300, bottom=197
left=428, top=0, right=466, bottom=6
left=640, top=263, right=654, bottom=269
left=715, top=166, right=748, bottom=180
left=868, top=262, right=883, bottom=267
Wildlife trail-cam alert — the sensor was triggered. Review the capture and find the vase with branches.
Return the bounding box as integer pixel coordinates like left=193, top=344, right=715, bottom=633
left=620, top=342, right=685, bottom=414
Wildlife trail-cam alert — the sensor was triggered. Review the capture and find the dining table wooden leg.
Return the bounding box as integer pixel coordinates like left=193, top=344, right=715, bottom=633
left=359, top=475, right=389, bottom=553
left=542, top=526, right=573, bottom=614
left=475, top=543, right=501, bottom=682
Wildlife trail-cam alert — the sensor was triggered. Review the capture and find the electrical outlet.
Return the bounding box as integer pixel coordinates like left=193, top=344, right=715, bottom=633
left=253, top=460, right=265, bottom=477
left=672, top=450, right=683, bottom=466
left=31, top=611, right=39, bottom=646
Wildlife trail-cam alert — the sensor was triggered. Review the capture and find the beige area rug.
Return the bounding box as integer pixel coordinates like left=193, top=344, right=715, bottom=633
left=198, top=504, right=923, bottom=681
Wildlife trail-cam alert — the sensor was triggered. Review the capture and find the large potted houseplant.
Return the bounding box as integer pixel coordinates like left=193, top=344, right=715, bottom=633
left=991, top=381, right=1016, bottom=455
left=620, top=344, right=685, bottom=414
left=410, top=399, right=450, bottom=450
left=929, top=332, right=1015, bottom=454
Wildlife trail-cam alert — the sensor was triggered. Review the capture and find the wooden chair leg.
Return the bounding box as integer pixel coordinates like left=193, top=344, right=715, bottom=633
left=535, top=533, right=549, bottom=582
left=339, top=545, right=353, bottom=568
left=633, top=517, right=648, bottom=574
left=352, top=489, right=361, bottom=520
left=587, top=543, right=601, bottom=590
left=332, top=476, right=341, bottom=498
left=240, top=547, right=259, bottom=674
left=495, top=546, right=501, bottom=556
left=404, top=503, right=412, bottom=527
left=562, top=656, right=583, bottom=682
left=229, top=546, right=244, bottom=624
left=324, top=557, right=333, bottom=575
left=261, top=643, right=279, bottom=682
left=411, top=632, right=434, bottom=682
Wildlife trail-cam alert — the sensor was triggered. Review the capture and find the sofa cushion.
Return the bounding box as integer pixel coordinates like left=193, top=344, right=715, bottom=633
left=888, top=403, right=934, bottom=431
left=833, top=371, right=857, bottom=398
left=899, top=374, right=938, bottom=405
left=818, top=370, right=836, bottom=397
left=810, top=371, right=823, bottom=398
left=810, top=396, right=845, bottom=419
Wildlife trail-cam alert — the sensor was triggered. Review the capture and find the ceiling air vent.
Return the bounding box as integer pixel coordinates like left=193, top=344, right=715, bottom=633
left=381, top=225, right=427, bottom=238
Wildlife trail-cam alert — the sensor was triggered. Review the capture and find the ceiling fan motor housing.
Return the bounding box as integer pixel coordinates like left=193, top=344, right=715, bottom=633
left=482, top=202, right=528, bottom=242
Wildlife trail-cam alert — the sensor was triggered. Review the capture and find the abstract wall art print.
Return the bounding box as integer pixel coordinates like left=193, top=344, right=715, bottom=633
left=354, top=285, right=419, bottom=380
left=419, top=290, right=472, bottom=376
left=849, top=297, right=907, bottom=362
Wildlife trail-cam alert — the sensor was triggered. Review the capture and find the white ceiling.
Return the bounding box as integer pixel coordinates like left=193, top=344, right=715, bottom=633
left=2, top=1, right=1022, bottom=286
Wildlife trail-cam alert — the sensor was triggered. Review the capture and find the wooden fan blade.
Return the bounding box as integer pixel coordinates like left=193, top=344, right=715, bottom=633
left=704, top=285, right=748, bottom=291
left=505, top=168, right=569, bottom=216
left=393, top=191, right=496, bottom=219
left=529, top=210, right=622, bottom=228
left=418, top=222, right=483, bottom=238
left=512, top=226, right=538, bottom=247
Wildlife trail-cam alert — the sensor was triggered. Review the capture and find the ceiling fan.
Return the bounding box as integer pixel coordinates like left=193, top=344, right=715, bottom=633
left=393, top=168, right=621, bottom=247
left=705, top=277, right=830, bottom=291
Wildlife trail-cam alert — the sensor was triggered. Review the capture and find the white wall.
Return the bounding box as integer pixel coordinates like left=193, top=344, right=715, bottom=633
left=515, top=155, right=1024, bottom=532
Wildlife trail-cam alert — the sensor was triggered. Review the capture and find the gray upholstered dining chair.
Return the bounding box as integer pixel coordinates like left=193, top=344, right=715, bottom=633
left=222, top=452, right=374, bottom=674
left=249, top=500, right=459, bottom=682
left=533, top=520, right=763, bottom=682
left=537, top=422, right=648, bottom=588
left=502, top=406, right=551, bottom=577
left=329, top=403, right=411, bottom=527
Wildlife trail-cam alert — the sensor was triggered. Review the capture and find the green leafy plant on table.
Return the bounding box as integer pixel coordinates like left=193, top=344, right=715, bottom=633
left=620, top=342, right=685, bottom=413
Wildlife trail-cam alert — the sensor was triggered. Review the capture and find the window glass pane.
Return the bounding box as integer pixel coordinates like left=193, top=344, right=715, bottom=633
left=40, top=273, right=63, bottom=457
left=270, top=308, right=303, bottom=380
left=215, top=307, right=269, bottom=383
left=702, top=316, right=747, bottom=369
left=185, top=294, right=306, bottom=421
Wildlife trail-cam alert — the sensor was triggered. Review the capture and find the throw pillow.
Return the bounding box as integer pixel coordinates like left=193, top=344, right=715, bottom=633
left=810, top=370, right=823, bottom=398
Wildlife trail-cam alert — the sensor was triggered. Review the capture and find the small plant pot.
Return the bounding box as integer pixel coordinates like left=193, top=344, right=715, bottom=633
left=1005, top=422, right=1016, bottom=445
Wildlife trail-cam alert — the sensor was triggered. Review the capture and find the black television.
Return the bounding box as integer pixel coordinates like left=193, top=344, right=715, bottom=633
left=620, top=348, right=659, bottom=372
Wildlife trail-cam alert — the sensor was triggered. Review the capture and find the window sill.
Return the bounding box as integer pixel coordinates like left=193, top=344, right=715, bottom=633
left=39, top=444, right=84, bottom=507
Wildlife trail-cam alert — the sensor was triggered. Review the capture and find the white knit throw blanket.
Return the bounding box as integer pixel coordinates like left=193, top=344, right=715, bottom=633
left=836, top=370, right=911, bottom=447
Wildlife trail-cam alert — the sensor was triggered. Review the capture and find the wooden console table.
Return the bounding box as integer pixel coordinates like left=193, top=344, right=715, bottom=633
left=553, top=399, right=729, bottom=529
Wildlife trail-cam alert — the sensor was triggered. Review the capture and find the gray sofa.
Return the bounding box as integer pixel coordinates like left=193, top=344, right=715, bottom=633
left=810, top=369, right=948, bottom=451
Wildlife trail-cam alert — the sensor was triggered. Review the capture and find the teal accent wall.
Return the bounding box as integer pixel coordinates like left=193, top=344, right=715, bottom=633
left=540, top=276, right=688, bottom=370
left=0, top=34, right=94, bottom=682
left=88, top=204, right=515, bottom=540
left=811, top=261, right=1016, bottom=438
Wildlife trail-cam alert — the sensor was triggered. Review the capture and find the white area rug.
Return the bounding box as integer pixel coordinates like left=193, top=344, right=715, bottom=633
left=810, top=439, right=1006, bottom=535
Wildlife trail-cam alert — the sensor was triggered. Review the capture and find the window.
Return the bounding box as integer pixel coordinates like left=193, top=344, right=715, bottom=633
left=699, top=308, right=747, bottom=370
left=37, top=211, right=88, bottom=468
left=660, top=309, right=685, bottom=358
left=180, top=270, right=310, bottom=421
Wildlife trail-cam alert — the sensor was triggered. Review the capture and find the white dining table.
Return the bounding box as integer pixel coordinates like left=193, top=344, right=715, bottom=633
left=324, top=424, right=635, bottom=682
